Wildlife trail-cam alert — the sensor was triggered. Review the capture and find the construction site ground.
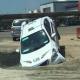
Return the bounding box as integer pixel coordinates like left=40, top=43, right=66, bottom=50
left=0, top=26, right=80, bottom=80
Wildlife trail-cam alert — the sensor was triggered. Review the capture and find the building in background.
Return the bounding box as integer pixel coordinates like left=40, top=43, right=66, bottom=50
left=77, top=1, right=80, bottom=11
left=40, top=1, right=78, bottom=13
left=28, top=9, right=40, bottom=13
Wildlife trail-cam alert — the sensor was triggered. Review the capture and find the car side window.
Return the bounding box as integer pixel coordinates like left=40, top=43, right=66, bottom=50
left=51, top=20, right=61, bottom=40
left=44, top=19, right=51, bottom=36
left=51, top=22, right=55, bottom=34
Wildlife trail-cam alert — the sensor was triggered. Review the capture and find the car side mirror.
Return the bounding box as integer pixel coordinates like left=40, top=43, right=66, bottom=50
left=51, top=33, right=56, bottom=38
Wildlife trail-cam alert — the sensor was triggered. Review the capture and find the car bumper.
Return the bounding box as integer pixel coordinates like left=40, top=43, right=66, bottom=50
left=20, top=52, right=65, bottom=67
left=20, top=59, right=48, bottom=67
left=11, top=33, right=20, bottom=37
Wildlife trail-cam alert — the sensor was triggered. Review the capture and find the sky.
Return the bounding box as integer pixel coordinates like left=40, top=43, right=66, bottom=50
left=0, top=0, right=49, bottom=14
left=0, top=0, right=78, bottom=14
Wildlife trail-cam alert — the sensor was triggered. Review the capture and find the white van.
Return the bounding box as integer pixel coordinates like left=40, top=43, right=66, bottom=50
left=20, top=16, right=65, bottom=67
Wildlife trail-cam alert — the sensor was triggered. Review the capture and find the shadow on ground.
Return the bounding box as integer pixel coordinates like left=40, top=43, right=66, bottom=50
left=0, top=52, right=20, bottom=67
left=60, top=46, right=65, bottom=57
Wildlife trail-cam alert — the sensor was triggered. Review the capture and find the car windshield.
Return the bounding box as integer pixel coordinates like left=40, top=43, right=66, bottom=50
left=21, top=30, right=49, bottom=54
left=13, top=20, right=26, bottom=26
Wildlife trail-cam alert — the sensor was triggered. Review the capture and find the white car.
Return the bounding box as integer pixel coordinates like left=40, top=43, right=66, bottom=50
left=20, top=16, right=65, bottom=67
left=11, top=19, right=30, bottom=41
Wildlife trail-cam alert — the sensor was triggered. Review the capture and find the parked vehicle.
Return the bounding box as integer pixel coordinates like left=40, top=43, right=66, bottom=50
left=11, top=19, right=29, bottom=41
left=19, top=16, right=65, bottom=67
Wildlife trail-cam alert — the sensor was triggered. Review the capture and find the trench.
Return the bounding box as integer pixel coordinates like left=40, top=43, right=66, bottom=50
left=0, top=45, right=65, bottom=68
left=0, top=52, right=20, bottom=67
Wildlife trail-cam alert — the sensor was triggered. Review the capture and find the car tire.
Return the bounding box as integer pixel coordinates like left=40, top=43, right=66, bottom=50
left=39, top=60, right=50, bottom=66
left=13, top=37, right=16, bottom=41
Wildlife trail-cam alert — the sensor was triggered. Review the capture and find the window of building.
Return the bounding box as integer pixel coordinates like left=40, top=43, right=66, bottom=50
left=43, top=7, right=51, bottom=13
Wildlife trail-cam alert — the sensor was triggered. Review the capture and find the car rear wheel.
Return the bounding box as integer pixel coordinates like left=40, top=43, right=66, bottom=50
left=13, top=37, right=17, bottom=41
